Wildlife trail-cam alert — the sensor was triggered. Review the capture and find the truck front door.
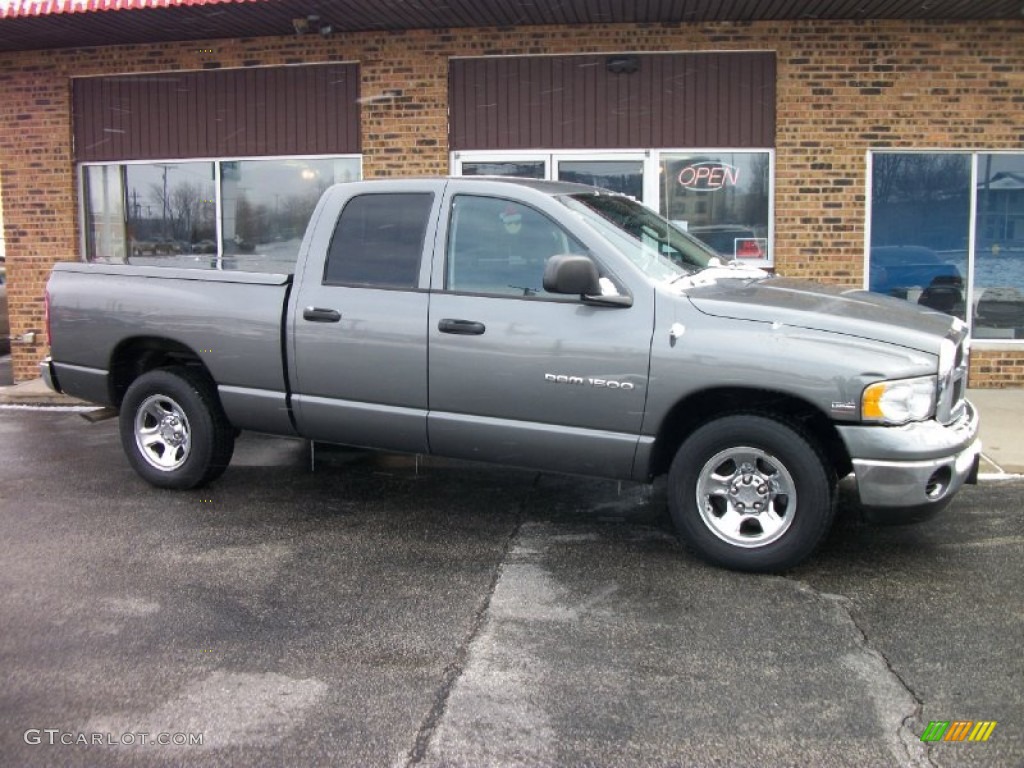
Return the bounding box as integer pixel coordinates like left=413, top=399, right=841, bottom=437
left=427, top=191, right=653, bottom=479
left=290, top=184, right=443, bottom=452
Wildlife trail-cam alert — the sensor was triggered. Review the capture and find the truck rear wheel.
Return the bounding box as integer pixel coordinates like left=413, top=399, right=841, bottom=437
left=667, top=414, right=835, bottom=572
left=119, top=367, right=235, bottom=489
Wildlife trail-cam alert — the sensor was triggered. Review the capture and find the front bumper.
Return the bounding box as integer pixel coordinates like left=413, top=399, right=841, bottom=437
left=838, top=401, right=981, bottom=524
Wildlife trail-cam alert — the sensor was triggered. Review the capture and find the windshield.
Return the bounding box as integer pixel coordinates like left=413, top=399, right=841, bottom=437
left=558, top=193, right=721, bottom=282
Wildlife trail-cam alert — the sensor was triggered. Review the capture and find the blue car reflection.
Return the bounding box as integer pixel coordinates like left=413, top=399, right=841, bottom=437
left=869, top=245, right=964, bottom=317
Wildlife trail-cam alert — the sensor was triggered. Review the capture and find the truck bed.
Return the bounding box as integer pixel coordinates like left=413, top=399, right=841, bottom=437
left=47, top=262, right=293, bottom=434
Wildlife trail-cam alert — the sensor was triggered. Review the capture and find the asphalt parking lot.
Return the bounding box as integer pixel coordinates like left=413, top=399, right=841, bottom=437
left=1, top=409, right=1021, bottom=767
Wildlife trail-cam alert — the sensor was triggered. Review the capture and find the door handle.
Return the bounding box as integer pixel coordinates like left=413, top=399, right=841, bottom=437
left=438, top=318, right=486, bottom=335
left=303, top=307, right=342, bottom=323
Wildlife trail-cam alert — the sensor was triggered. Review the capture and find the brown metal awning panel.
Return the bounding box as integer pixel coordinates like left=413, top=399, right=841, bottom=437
left=73, top=63, right=360, bottom=162
left=450, top=52, right=776, bottom=151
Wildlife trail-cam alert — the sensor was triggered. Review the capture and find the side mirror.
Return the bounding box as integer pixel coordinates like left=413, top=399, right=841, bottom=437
left=542, top=255, right=633, bottom=307
left=543, top=255, right=601, bottom=295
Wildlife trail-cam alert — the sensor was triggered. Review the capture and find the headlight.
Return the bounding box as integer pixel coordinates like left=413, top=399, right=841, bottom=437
left=862, top=376, right=937, bottom=425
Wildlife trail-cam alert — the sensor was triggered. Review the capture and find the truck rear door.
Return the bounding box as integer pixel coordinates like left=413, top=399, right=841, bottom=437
left=288, top=181, right=445, bottom=452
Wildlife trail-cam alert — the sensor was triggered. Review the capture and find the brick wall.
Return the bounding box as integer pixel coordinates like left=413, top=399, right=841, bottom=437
left=1, top=19, right=1022, bottom=384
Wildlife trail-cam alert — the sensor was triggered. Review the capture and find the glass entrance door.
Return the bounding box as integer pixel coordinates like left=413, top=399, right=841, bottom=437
left=554, top=155, right=645, bottom=203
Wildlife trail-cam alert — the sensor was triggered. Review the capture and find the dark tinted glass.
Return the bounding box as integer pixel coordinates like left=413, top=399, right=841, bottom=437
left=868, top=153, right=970, bottom=320
left=324, top=193, right=433, bottom=288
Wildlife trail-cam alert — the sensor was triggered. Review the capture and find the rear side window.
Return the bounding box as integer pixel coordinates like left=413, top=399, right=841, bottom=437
left=324, top=193, right=433, bottom=288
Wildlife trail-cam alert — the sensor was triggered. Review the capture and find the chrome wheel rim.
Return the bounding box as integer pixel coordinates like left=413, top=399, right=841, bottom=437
left=695, top=447, right=796, bottom=548
left=134, top=394, right=192, bottom=472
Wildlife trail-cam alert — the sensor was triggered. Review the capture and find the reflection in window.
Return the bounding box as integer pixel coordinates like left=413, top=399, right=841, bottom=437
left=221, top=157, right=359, bottom=273
left=869, top=153, right=970, bottom=320
left=460, top=161, right=545, bottom=179
left=446, top=196, right=586, bottom=297
left=125, top=162, right=216, bottom=268
left=558, top=161, right=643, bottom=201
left=659, top=152, right=771, bottom=265
left=83, top=165, right=128, bottom=264
left=974, top=154, right=1024, bottom=339
left=80, top=156, right=360, bottom=272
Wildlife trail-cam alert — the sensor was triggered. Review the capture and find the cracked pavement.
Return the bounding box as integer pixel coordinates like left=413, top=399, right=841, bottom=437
left=1, top=411, right=1021, bottom=767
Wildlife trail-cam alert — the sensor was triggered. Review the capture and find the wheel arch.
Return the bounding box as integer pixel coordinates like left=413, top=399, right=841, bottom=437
left=108, top=336, right=213, bottom=408
left=647, top=387, right=852, bottom=481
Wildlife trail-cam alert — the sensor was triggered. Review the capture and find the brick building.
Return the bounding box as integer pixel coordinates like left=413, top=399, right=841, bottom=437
left=1, top=0, right=1023, bottom=385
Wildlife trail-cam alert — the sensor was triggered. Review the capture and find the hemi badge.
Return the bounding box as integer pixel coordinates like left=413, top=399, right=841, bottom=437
left=831, top=401, right=857, bottom=413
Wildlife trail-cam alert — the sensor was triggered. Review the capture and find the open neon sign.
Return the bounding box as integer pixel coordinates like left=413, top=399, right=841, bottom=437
left=677, top=161, right=740, bottom=192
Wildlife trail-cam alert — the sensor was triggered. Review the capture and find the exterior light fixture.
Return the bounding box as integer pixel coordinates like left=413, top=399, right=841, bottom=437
left=606, top=55, right=640, bottom=75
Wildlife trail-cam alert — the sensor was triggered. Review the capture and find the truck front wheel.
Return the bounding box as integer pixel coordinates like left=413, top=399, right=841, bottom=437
left=119, top=367, right=235, bottom=489
left=667, top=415, right=835, bottom=572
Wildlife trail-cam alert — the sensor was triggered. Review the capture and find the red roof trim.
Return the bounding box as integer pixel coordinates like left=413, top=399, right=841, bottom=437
left=0, top=0, right=264, bottom=20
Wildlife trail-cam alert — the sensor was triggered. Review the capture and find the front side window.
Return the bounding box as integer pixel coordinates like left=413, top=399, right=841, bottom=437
left=323, top=193, right=433, bottom=289
left=446, top=195, right=587, bottom=297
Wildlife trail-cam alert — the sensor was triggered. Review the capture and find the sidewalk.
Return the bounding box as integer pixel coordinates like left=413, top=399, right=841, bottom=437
left=968, top=388, right=1024, bottom=476
left=0, top=377, right=93, bottom=406
left=1, top=377, right=1021, bottom=475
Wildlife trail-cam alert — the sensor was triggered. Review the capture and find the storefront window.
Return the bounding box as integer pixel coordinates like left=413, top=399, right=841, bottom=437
left=81, top=156, right=361, bottom=272
left=868, top=153, right=970, bottom=320
left=221, top=157, right=359, bottom=272
left=974, top=153, right=1024, bottom=339
left=868, top=151, right=1024, bottom=341
left=125, top=162, right=216, bottom=268
left=83, top=165, right=128, bottom=264
left=659, top=152, right=772, bottom=265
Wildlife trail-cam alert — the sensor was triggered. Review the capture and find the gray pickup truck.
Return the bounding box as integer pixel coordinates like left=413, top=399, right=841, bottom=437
left=42, top=177, right=980, bottom=572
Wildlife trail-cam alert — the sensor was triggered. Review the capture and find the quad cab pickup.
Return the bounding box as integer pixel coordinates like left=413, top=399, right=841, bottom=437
left=42, top=178, right=981, bottom=572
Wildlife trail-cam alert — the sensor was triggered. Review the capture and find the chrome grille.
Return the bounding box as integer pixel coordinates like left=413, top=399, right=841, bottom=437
left=936, top=329, right=969, bottom=425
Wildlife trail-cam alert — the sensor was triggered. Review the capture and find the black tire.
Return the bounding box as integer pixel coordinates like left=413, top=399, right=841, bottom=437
left=667, top=414, right=836, bottom=573
left=118, top=367, right=235, bottom=489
